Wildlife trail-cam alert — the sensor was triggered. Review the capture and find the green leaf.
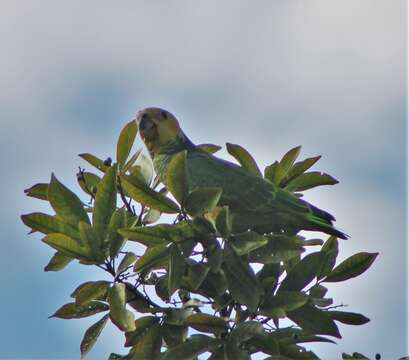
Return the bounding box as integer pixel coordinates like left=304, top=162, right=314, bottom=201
left=185, top=261, right=210, bottom=290
left=309, top=284, right=328, bottom=298
left=185, top=187, right=222, bottom=217
left=197, top=143, right=222, bottom=154
left=44, top=252, right=73, bottom=272
left=249, top=332, right=280, bottom=356
left=117, top=120, right=138, bottom=168
left=121, top=175, right=179, bottom=213
left=162, top=334, right=220, bottom=360
left=142, top=208, right=161, bottom=225
left=285, top=171, right=338, bottom=192
left=279, top=331, right=336, bottom=345
left=134, top=245, right=170, bottom=273
left=165, top=308, right=194, bottom=326
left=129, top=153, right=154, bottom=186
left=72, top=281, right=111, bottom=306
left=287, top=304, right=341, bottom=338
left=318, top=236, right=339, bottom=280
left=260, top=291, right=308, bottom=317
left=123, top=148, right=142, bottom=173
left=208, top=246, right=223, bottom=273
left=37, top=213, right=80, bottom=241
left=226, top=142, right=262, bottom=177
left=224, top=341, right=250, bottom=360
left=264, top=161, right=280, bottom=185
left=48, top=174, right=90, bottom=227
left=24, top=183, right=49, bottom=200
left=310, top=297, right=333, bottom=308
left=168, top=244, right=186, bottom=296
left=257, top=263, right=281, bottom=293
left=80, top=314, right=109, bottom=359
left=279, top=146, right=302, bottom=174
left=329, top=311, right=370, bottom=325
left=281, top=156, right=321, bottom=186
left=265, top=146, right=301, bottom=185
left=93, top=164, right=117, bottom=243
left=77, top=171, right=100, bottom=196
left=324, top=252, right=379, bottom=282
left=107, top=284, right=136, bottom=332
left=215, top=206, right=232, bottom=238
left=119, top=224, right=174, bottom=246
left=184, top=314, right=227, bottom=334
left=161, top=322, right=188, bottom=347
left=21, top=213, right=79, bottom=240
left=230, top=231, right=268, bottom=256
left=321, top=236, right=338, bottom=253
left=279, top=252, right=324, bottom=292
left=78, top=221, right=102, bottom=261
left=104, top=208, right=125, bottom=257
left=300, top=238, right=324, bottom=246
left=192, top=216, right=216, bottom=234
left=155, top=275, right=169, bottom=302
left=50, top=301, right=109, bottom=319
left=342, top=353, right=370, bottom=359
left=278, top=345, right=320, bottom=359
left=249, top=235, right=302, bottom=264
left=125, top=283, right=162, bottom=313
left=166, top=150, right=189, bottom=204
left=42, top=233, right=90, bottom=259
left=79, top=153, right=107, bottom=173
left=231, top=321, right=264, bottom=343
left=199, top=271, right=227, bottom=296
left=102, top=210, right=124, bottom=258
left=124, top=316, right=158, bottom=346
left=223, top=244, right=263, bottom=312
left=108, top=353, right=131, bottom=360
left=129, top=322, right=161, bottom=359
left=117, top=252, right=138, bottom=275
left=208, top=347, right=225, bottom=360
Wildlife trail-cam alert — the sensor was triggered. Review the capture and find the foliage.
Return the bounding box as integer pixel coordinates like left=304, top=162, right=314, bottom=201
left=22, top=120, right=383, bottom=359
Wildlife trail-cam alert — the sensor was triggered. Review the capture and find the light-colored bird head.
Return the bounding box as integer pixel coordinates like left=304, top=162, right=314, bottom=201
left=136, top=107, right=184, bottom=155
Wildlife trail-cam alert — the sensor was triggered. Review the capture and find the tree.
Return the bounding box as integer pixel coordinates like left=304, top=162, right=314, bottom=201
left=22, top=120, right=383, bottom=359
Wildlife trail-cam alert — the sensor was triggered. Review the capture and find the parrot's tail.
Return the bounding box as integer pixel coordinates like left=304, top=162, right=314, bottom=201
left=307, top=213, right=348, bottom=240
left=274, top=189, right=348, bottom=239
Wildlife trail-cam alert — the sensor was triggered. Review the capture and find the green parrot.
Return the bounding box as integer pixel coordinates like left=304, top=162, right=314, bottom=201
left=136, top=107, right=347, bottom=239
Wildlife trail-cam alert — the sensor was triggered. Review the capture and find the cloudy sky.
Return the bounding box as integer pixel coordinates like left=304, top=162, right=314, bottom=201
left=1, top=1, right=406, bottom=359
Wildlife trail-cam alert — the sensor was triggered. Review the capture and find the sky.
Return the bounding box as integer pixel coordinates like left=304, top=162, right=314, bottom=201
left=0, top=0, right=406, bottom=359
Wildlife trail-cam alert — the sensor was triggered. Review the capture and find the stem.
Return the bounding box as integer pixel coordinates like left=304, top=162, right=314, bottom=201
left=117, top=176, right=135, bottom=215
left=136, top=205, right=146, bottom=226
left=78, top=167, right=95, bottom=203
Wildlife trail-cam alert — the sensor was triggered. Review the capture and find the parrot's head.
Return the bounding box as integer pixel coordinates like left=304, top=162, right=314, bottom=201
left=136, top=107, right=186, bottom=155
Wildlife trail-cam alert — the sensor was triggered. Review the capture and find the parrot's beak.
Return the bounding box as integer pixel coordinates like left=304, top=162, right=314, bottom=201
left=138, top=115, right=157, bottom=142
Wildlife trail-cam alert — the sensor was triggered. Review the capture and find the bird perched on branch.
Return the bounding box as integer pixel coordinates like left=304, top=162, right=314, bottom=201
left=136, top=107, right=347, bottom=239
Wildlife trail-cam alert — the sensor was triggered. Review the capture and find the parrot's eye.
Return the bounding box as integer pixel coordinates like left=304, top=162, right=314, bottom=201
left=141, top=113, right=148, bottom=121
left=160, top=110, right=168, bottom=119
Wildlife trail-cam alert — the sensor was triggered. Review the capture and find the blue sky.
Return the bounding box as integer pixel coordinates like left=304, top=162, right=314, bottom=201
left=1, top=1, right=406, bottom=359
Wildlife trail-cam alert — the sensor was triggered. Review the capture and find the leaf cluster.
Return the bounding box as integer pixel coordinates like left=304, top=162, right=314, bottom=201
left=22, top=122, right=381, bottom=359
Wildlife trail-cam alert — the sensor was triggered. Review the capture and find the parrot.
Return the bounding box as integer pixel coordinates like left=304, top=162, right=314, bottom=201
left=135, top=107, right=347, bottom=239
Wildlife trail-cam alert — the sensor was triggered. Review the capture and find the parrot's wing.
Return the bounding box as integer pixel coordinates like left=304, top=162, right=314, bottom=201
left=186, top=149, right=300, bottom=212
left=185, top=149, right=347, bottom=238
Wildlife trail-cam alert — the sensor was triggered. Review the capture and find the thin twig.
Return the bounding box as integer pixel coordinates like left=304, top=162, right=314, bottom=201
left=324, top=303, right=348, bottom=311
left=117, top=176, right=135, bottom=215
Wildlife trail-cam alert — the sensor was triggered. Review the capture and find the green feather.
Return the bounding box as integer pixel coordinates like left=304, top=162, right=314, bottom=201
left=152, top=135, right=347, bottom=239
